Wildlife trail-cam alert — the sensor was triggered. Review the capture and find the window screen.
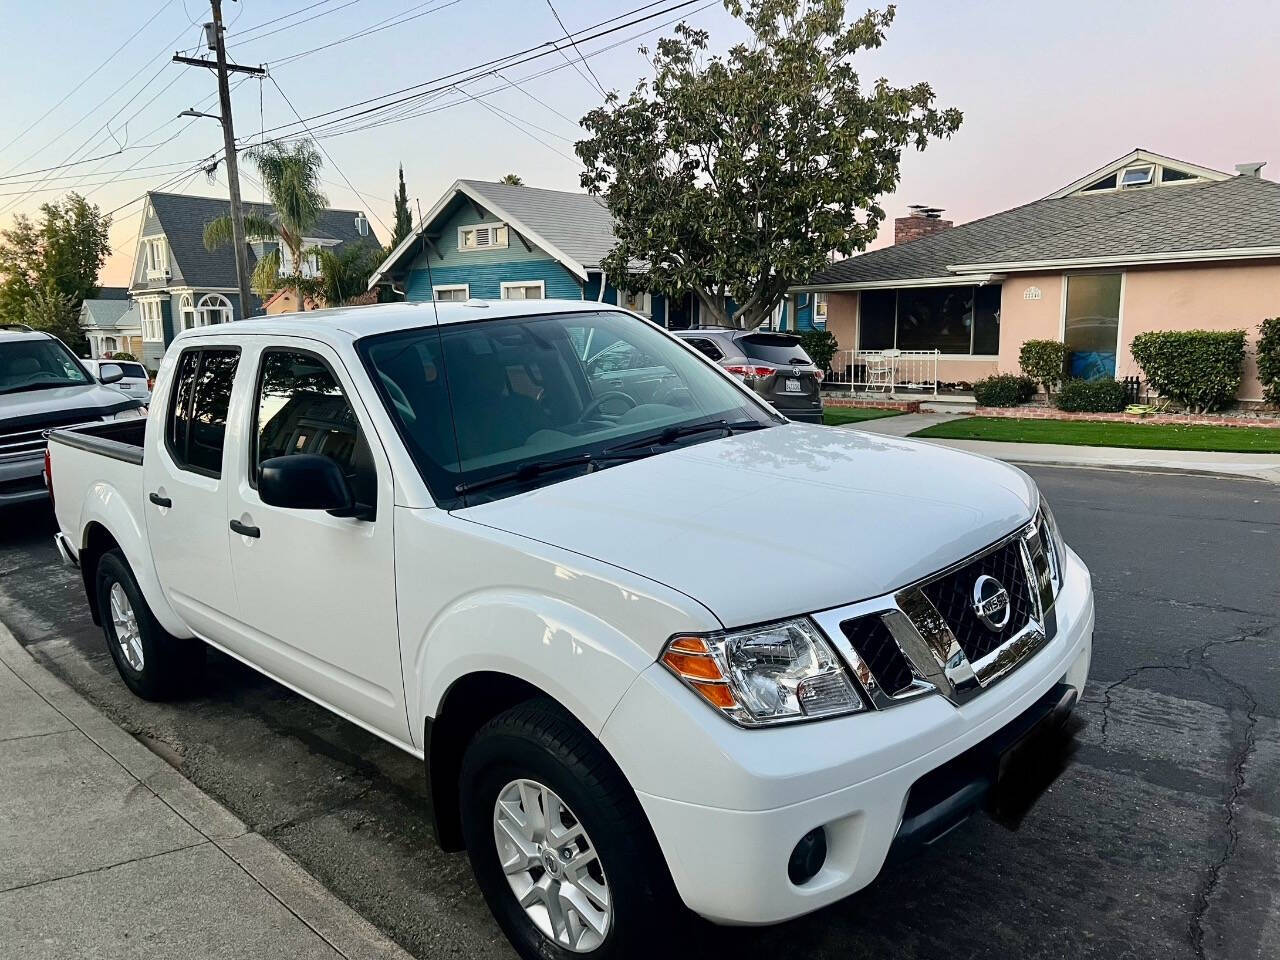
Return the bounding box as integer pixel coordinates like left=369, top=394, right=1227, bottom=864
left=166, top=348, right=239, bottom=476
left=253, top=350, right=377, bottom=509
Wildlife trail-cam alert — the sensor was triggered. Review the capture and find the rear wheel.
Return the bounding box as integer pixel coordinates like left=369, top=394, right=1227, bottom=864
left=96, top=549, right=203, bottom=700
left=459, top=699, right=683, bottom=959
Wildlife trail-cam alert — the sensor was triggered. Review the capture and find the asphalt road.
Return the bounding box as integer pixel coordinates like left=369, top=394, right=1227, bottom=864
left=1, top=466, right=1277, bottom=960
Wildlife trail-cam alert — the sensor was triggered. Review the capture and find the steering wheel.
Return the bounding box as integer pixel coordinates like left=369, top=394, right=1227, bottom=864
left=580, top=390, right=636, bottom=421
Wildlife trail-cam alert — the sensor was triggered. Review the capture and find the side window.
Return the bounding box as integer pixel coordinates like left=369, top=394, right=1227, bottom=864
left=166, top=348, right=239, bottom=476
left=685, top=337, right=724, bottom=361
left=253, top=350, right=377, bottom=510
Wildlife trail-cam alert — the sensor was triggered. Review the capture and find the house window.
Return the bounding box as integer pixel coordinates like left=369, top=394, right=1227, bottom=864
left=139, top=299, right=164, bottom=341
left=279, top=240, right=330, bottom=278
left=458, top=223, right=509, bottom=251
left=196, top=293, right=233, bottom=326
left=813, top=293, right=828, bottom=328
left=179, top=294, right=196, bottom=331
left=857, top=285, right=1000, bottom=356
left=1119, top=165, right=1154, bottom=188
left=434, top=285, right=469, bottom=302
left=1064, top=273, right=1122, bottom=380
left=1081, top=173, right=1118, bottom=192
left=1160, top=166, right=1197, bottom=183
left=143, top=238, right=168, bottom=279
left=500, top=280, right=544, bottom=301
left=619, top=290, right=652, bottom=316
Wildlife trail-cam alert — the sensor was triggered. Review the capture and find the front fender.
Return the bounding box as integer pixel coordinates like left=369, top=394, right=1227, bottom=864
left=415, top=588, right=657, bottom=740
left=78, top=482, right=191, bottom=639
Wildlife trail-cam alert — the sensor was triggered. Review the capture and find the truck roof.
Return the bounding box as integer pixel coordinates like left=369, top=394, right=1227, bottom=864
left=177, top=299, right=625, bottom=345
left=0, top=327, right=53, bottom=343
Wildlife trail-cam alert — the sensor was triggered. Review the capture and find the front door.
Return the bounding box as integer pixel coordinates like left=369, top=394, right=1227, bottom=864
left=225, top=341, right=408, bottom=742
left=143, top=346, right=242, bottom=638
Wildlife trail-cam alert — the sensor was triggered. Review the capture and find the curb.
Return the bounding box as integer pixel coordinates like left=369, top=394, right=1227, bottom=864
left=0, top=619, right=414, bottom=960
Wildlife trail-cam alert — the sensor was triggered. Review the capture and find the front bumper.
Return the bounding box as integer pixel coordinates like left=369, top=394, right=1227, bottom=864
left=601, top=546, right=1093, bottom=925
left=0, top=452, right=48, bottom=506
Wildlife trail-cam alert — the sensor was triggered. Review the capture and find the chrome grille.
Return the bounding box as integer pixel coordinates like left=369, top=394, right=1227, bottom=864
left=840, top=615, right=916, bottom=697
left=0, top=413, right=103, bottom=462
left=921, top=539, right=1036, bottom=664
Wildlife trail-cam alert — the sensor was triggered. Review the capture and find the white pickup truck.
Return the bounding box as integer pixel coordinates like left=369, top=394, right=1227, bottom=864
left=47, top=301, right=1094, bottom=960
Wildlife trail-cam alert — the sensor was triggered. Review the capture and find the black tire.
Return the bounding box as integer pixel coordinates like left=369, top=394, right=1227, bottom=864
left=459, top=698, right=684, bottom=960
left=95, top=549, right=203, bottom=701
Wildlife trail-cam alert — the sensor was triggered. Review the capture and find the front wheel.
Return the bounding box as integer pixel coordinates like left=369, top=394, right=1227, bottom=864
left=459, top=699, right=683, bottom=959
left=96, top=549, right=203, bottom=700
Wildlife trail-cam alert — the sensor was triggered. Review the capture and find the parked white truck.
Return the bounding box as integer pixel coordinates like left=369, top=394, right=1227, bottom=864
left=47, top=301, right=1093, bottom=960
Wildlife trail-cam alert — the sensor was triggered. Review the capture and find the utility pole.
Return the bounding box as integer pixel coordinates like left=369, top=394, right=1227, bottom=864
left=172, top=1, right=264, bottom=319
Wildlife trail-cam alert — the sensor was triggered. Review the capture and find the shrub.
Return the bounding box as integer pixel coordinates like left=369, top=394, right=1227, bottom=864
left=1019, top=339, right=1066, bottom=396
left=1129, top=330, right=1246, bottom=412
left=109, top=351, right=136, bottom=362
left=797, top=328, right=839, bottom=376
left=1258, top=317, right=1280, bottom=406
left=1054, top=378, right=1128, bottom=413
left=973, top=374, right=1036, bottom=407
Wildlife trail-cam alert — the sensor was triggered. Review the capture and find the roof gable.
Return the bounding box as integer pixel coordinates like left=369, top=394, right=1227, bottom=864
left=1047, top=149, right=1230, bottom=199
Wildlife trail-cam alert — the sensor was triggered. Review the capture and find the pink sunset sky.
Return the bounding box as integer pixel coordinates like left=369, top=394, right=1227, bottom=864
left=0, top=0, right=1276, bottom=287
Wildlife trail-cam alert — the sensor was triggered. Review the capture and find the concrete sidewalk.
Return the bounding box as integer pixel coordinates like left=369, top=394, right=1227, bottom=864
left=849, top=413, right=1280, bottom=483
left=0, top=621, right=412, bottom=960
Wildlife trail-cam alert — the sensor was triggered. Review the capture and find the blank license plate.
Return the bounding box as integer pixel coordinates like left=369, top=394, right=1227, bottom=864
left=784, top=379, right=802, bottom=393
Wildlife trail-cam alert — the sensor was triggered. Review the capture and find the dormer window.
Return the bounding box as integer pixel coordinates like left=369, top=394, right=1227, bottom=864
left=1119, top=165, right=1154, bottom=188
left=459, top=223, right=508, bottom=251
left=1160, top=166, right=1197, bottom=183
left=143, top=238, right=168, bottom=279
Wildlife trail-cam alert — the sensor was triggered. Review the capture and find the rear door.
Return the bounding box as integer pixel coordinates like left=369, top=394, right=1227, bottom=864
left=143, top=345, right=242, bottom=638
left=737, top=333, right=821, bottom=413
left=224, top=339, right=408, bottom=742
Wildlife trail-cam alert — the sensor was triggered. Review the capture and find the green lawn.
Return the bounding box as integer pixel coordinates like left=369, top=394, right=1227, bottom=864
left=910, top=416, right=1280, bottom=454
left=823, top=406, right=905, bottom=427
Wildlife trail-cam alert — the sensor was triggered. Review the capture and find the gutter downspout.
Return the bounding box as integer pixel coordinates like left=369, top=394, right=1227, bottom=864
left=597, top=270, right=608, bottom=302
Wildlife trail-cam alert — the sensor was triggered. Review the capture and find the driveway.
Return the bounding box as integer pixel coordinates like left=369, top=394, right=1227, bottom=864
left=0, top=466, right=1276, bottom=959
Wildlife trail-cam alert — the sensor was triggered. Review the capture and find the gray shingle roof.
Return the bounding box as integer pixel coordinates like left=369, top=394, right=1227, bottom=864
left=809, top=175, right=1280, bottom=285
left=80, top=299, right=139, bottom=330
left=144, top=191, right=379, bottom=289
left=460, top=180, right=615, bottom=268
left=96, top=286, right=129, bottom=301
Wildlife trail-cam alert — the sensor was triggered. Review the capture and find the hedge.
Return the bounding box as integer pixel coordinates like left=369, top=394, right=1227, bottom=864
left=974, top=374, right=1036, bottom=407
left=1258, top=317, right=1280, bottom=406
left=1019, top=339, right=1066, bottom=396
left=1128, top=329, right=1246, bottom=413
left=1054, top=377, right=1128, bottom=413
left=796, top=328, right=838, bottom=376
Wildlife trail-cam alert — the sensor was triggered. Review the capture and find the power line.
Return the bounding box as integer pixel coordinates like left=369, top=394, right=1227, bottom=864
left=0, top=0, right=180, bottom=160
left=231, top=0, right=363, bottom=44
left=268, top=0, right=470, bottom=70
left=453, top=85, right=582, bottom=165
left=544, top=0, right=608, bottom=100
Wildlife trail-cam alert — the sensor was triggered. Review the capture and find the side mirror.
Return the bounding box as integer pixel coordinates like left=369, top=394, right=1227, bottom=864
left=98, top=362, right=124, bottom=384
left=259, top=455, right=355, bottom=514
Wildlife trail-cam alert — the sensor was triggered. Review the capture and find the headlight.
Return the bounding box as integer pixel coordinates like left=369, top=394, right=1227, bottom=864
left=661, top=618, right=863, bottom=726
left=1038, top=495, right=1066, bottom=595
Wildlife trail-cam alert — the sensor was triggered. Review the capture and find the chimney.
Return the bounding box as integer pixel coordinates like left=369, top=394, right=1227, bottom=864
left=895, top=205, right=953, bottom=245
left=1235, top=161, right=1266, bottom=178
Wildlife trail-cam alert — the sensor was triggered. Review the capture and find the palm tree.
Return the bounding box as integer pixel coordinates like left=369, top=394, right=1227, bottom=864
left=500, top=173, right=524, bottom=186
left=203, top=139, right=328, bottom=308
left=317, top=244, right=380, bottom=306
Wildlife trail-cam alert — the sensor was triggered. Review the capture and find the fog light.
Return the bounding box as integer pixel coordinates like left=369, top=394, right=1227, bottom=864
left=787, top=827, right=827, bottom=885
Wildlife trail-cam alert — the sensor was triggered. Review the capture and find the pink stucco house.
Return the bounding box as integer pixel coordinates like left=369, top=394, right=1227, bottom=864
left=794, top=150, right=1279, bottom=403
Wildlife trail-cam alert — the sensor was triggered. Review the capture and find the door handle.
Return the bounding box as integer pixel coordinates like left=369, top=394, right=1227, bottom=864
left=229, top=519, right=260, bottom=539
left=148, top=492, right=171, bottom=508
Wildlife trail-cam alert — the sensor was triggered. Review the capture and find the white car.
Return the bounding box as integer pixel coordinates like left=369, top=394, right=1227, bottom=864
left=81, top=357, right=152, bottom=404
left=45, top=301, right=1093, bottom=960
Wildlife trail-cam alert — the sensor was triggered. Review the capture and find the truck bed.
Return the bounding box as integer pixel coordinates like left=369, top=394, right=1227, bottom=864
left=47, top=417, right=147, bottom=465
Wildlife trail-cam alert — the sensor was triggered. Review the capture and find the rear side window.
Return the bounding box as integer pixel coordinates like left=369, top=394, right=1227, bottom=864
left=118, top=362, right=147, bottom=378
left=738, top=334, right=812, bottom=366
left=683, top=337, right=724, bottom=361
left=166, top=348, right=240, bottom=476
left=253, top=350, right=377, bottom=510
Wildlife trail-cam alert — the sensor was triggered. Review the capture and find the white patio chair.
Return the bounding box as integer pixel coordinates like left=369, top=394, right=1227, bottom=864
left=864, top=350, right=898, bottom=393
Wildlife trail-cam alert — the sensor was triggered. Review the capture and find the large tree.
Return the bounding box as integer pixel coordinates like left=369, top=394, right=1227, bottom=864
left=576, top=1, right=961, bottom=329
left=391, top=164, right=413, bottom=248
left=0, top=193, right=111, bottom=346
left=317, top=243, right=381, bottom=306
left=204, top=139, right=328, bottom=307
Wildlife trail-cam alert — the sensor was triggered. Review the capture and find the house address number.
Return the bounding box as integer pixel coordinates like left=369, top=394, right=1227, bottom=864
left=1023, top=286, right=1042, bottom=301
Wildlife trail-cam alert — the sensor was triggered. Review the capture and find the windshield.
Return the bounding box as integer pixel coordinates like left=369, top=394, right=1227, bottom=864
left=358, top=310, right=779, bottom=506
left=0, top=337, right=92, bottom=394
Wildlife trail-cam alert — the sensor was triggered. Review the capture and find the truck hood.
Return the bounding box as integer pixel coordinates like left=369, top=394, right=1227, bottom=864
left=0, top=383, right=140, bottom=422
left=458, top=423, right=1038, bottom=627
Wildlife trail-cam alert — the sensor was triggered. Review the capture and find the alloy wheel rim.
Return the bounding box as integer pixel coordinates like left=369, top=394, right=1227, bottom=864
left=109, top=583, right=144, bottom=672
left=493, top=778, right=612, bottom=952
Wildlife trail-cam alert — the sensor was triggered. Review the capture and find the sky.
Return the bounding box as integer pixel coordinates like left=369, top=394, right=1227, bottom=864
left=1, top=0, right=1277, bottom=287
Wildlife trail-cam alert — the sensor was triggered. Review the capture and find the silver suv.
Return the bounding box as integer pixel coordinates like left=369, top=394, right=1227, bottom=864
left=673, top=328, right=824, bottom=423
left=0, top=326, right=146, bottom=506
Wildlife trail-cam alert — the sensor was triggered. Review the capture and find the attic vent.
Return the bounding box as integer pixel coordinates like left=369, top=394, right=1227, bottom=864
left=459, top=223, right=509, bottom=251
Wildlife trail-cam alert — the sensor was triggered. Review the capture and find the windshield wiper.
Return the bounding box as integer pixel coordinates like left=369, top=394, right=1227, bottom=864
left=0, top=380, right=81, bottom=395
left=603, top=418, right=770, bottom=455
left=455, top=448, right=654, bottom=497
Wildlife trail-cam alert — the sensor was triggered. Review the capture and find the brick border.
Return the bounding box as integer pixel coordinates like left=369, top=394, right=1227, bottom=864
left=971, top=406, right=1280, bottom=429
left=824, top=396, right=921, bottom=413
